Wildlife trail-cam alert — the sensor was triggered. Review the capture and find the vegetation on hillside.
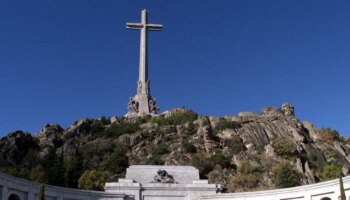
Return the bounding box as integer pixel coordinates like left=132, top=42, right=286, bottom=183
left=272, top=162, right=301, bottom=188
left=319, top=128, right=343, bottom=144
left=320, top=163, right=343, bottom=181
left=229, top=160, right=262, bottom=191
left=0, top=108, right=349, bottom=193
left=272, top=138, right=297, bottom=159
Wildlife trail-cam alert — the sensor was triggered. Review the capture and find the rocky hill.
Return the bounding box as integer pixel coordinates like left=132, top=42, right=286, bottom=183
left=0, top=104, right=349, bottom=192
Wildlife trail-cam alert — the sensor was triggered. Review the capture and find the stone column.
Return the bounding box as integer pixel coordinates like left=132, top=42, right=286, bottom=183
left=28, top=191, right=35, bottom=200
left=2, top=185, right=8, bottom=200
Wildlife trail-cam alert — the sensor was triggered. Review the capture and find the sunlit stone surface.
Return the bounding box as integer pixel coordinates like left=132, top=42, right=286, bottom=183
left=126, top=10, right=161, bottom=117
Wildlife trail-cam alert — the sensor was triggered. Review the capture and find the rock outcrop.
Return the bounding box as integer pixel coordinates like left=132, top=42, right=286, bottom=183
left=0, top=104, right=349, bottom=192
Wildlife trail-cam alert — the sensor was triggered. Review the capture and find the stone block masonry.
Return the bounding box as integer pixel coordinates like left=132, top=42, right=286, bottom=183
left=125, top=165, right=200, bottom=184
left=105, top=165, right=221, bottom=200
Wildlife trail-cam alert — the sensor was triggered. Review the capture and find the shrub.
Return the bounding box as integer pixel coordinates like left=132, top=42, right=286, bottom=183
left=272, top=162, right=300, bottom=188
left=104, top=121, right=140, bottom=137
left=151, top=110, right=198, bottom=126
left=146, top=155, right=163, bottom=165
left=64, top=156, right=84, bottom=188
left=215, top=120, right=241, bottom=132
left=137, top=115, right=152, bottom=124
left=191, top=153, right=214, bottom=178
left=307, top=153, right=327, bottom=173
left=190, top=152, right=231, bottom=175
left=99, top=146, right=129, bottom=174
left=226, top=136, right=245, bottom=154
left=184, top=122, right=198, bottom=136
left=149, top=116, right=167, bottom=125
left=181, top=140, right=197, bottom=153
left=272, top=138, right=297, bottom=159
left=4, top=167, right=30, bottom=179
left=43, top=148, right=65, bottom=186
left=208, top=167, right=232, bottom=191
left=319, top=128, right=342, bottom=144
left=30, top=165, right=48, bottom=183
left=22, top=149, right=40, bottom=168
left=146, top=144, right=170, bottom=165
left=78, top=170, right=106, bottom=191
left=90, top=121, right=105, bottom=135
left=100, top=116, right=110, bottom=125
left=229, top=160, right=262, bottom=191
left=210, top=153, right=231, bottom=169
left=320, top=163, right=342, bottom=181
left=153, top=144, right=170, bottom=156
left=324, top=151, right=337, bottom=160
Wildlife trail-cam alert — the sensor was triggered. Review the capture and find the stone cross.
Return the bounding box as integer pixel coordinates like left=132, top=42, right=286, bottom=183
left=126, top=9, right=163, bottom=87
left=126, top=9, right=162, bottom=116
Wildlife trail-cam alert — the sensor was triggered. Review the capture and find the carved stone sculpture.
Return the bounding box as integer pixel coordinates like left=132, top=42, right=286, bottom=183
left=152, top=170, right=177, bottom=184
left=137, top=81, right=143, bottom=94
left=149, top=98, right=159, bottom=114
left=128, top=97, right=139, bottom=113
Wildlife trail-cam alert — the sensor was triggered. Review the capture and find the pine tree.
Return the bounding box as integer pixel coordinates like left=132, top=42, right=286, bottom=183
left=64, top=152, right=84, bottom=188
left=339, top=176, right=346, bottom=200
left=46, top=148, right=65, bottom=186
left=39, top=184, right=45, bottom=200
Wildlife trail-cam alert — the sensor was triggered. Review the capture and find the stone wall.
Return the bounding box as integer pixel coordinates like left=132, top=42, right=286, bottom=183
left=1, top=168, right=350, bottom=200
left=0, top=172, right=125, bottom=200
left=200, top=176, right=350, bottom=200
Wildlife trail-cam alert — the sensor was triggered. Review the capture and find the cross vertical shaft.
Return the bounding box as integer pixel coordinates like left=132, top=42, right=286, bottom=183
left=139, top=9, right=148, bottom=83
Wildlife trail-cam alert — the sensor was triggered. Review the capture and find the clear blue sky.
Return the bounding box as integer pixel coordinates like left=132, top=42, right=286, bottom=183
left=0, top=1, right=349, bottom=137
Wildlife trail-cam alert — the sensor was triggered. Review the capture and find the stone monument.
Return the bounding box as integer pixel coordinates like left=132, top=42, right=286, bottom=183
left=105, top=165, right=221, bottom=200
left=126, top=9, right=161, bottom=116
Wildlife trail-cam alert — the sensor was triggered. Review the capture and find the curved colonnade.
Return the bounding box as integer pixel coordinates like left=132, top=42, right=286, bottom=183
left=1, top=171, right=350, bottom=200
left=0, top=172, right=126, bottom=200
left=201, top=176, right=350, bottom=200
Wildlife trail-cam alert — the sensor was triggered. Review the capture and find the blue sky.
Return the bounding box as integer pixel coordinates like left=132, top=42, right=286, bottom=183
left=0, top=1, right=349, bottom=137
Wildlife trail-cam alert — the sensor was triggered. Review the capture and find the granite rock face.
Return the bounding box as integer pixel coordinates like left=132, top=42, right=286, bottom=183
left=0, top=104, right=349, bottom=192
left=36, top=124, right=64, bottom=148
left=0, top=131, right=38, bottom=166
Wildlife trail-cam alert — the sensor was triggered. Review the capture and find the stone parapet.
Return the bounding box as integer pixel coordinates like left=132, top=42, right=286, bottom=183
left=0, top=172, right=125, bottom=200
left=200, top=176, right=350, bottom=200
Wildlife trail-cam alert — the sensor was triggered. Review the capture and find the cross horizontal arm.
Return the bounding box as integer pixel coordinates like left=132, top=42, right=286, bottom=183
left=126, top=23, right=143, bottom=30
left=146, top=24, right=163, bottom=31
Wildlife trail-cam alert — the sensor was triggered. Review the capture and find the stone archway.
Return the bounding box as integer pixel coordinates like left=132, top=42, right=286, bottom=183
left=320, top=197, right=331, bottom=200
left=8, top=194, right=21, bottom=200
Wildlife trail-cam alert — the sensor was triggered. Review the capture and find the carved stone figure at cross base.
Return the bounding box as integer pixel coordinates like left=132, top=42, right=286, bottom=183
left=127, top=97, right=139, bottom=113
left=149, top=98, right=159, bottom=114
left=152, top=170, right=177, bottom=184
